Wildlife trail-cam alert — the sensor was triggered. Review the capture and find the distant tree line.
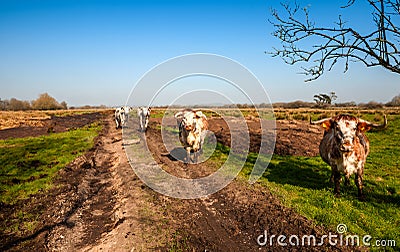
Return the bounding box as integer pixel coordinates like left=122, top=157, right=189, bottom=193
left=69, top=104, right=108, bottom=110
left=152, top=94, right=400, bottom=109
left=0, top=93, right=68, bottom=111
left=3, top=92, right=398, bottom=111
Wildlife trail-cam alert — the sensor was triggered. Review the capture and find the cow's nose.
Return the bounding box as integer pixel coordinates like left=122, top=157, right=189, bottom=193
left=340, top=141, right=353, bottom=152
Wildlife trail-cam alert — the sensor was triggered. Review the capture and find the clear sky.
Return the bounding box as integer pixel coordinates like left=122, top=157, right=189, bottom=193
left=0, top=0, right=398, bottom=107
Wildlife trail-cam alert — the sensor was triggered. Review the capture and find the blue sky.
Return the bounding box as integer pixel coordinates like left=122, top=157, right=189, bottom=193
left=0, top=0, right=398, bottom=106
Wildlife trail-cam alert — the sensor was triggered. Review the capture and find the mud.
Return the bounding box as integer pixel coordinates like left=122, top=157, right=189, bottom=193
left=209, top=117, right=323, bottom=157
left=0, top=112, right=104, bottom=140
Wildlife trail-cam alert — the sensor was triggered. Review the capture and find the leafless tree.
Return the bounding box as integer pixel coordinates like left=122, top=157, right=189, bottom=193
left=270, top=0, right=400, bottom=81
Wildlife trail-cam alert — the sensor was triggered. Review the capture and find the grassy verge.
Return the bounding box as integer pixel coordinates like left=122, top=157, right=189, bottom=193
left=205, top=114, right=399, bottom=251
left=0, top=122, right=102, bottom=205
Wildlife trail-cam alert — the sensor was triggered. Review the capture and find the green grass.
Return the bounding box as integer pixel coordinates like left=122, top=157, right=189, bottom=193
left=0, top=122, right=101, bottom=205
left=206, top=113, right=399, bottom=251
left=168, top=231, right=190, bottom=252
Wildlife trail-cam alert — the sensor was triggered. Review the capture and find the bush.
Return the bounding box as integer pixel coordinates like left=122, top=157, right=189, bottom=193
left=9, top=98, right=31, bottom=111
left=334, top=101, right=357, bottom=107
left=0, top=98, right=31, bottom=111
left=358, top=101, right=384, bottom=109
left=31, top=93, right=63, bottom=110
left=273, top=101, right=314, bottom=109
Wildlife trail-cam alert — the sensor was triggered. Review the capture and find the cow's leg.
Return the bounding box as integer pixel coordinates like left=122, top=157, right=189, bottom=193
left=199, top=131, right=206, bottom=156
left=120, top=114, right=125, bottom=128
left=355, top=171, right=364, bottom=201
left=333, top=168, right=341, bottom=197
left=344, top=174, right=350, bottom=187
left=185, top=147, right=191, bottom=164
left=329, top=172, right=334, bottom=183
left=144, top=118, right=149, bottom=131
left=116, top=119, right=120, bottom=129
left=141, top=118, right=145, bottom=131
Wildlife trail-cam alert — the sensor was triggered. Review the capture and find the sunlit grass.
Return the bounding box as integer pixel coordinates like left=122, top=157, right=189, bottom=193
left=207, top=113, right=399, bottom=251
left=0, top=123, right=101, bottom=205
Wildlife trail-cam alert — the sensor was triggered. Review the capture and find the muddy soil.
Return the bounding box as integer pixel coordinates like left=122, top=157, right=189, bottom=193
left=0, top=112, right=117, bottom=250
left=208, top=117, right=323, bottom=157
left=0, top=112, right=104, bottom=140
left=1, top=112, right=357, bottom=251
left=127, top=120, right=350, bottom=251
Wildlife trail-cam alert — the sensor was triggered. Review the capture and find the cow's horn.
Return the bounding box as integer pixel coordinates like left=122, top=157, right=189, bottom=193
left=360, top=115, right=387, bottom=129
left=310, top=117, right=331, bottom=125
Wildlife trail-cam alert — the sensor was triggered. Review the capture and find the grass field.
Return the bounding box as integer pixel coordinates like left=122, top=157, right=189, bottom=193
left=1, top=108, right=398, bottom=250
left=0, top=121, right=101, bottom=237
left=181, top=108, right=398, bottom=250
left=232, top=112, right=399, bottom=251
left=0, top=122, right=101, bottom=204
left=72, top=108, right=400, bottom=250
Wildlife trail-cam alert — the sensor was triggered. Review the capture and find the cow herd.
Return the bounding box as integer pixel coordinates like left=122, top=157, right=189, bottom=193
left=114, top=106, right=209, bottom=164
left=115, top=106, right=387, bottom=199
left=114, top=106, right=152, bottom=131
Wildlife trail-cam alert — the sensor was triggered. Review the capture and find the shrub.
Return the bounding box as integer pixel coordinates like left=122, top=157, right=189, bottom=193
left=31, top=93, right=63, bottom=110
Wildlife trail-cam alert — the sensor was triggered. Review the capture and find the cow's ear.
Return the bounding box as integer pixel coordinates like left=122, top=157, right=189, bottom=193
left=175, top=112, right=184, bottom=119
left=321, top=120, right=332, bottom=131
left=357, top=122, right=372, bottom=132
left=195, top=111, right=204, bottom=118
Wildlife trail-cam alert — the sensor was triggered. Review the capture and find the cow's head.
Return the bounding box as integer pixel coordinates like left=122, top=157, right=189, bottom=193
left=145, top=107, right=151, bottom=117
left=175, top=110, right=205, bottom=131
left=311, top=114, right=387, bottom=152
left=138, top=107, right=151, bottom=116
left=123, top=106, right=132, bottom=113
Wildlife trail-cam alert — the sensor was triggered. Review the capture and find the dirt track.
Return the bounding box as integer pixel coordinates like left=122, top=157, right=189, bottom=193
left=1, top=112, right=355, bottom=251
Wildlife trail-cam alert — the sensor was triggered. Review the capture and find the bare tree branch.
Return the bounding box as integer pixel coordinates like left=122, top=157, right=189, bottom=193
left=269, top=0, right=400, bottom=82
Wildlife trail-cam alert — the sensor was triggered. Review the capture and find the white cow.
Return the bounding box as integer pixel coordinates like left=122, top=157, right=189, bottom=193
left=174, top=109, right=208, bottom=163
left=115, top=106, right=132, bottom=129
left=137, top=107, right=151, bottom=132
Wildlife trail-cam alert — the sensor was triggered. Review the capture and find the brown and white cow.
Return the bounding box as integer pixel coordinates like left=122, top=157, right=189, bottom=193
left=174, top=109, right=209, bottom=164
left=311, top=114, right=387, bottom=199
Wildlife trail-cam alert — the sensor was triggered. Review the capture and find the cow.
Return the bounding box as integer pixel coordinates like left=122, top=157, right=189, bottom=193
left=311, top=114, right=387, bottom=200
left=115, top=106, right=132, bottom=129
left=174, top=109, right=209, bottom=164
left=137, top=107, right=151, bottom=132
left=115, top=107, right=124, bottom=129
